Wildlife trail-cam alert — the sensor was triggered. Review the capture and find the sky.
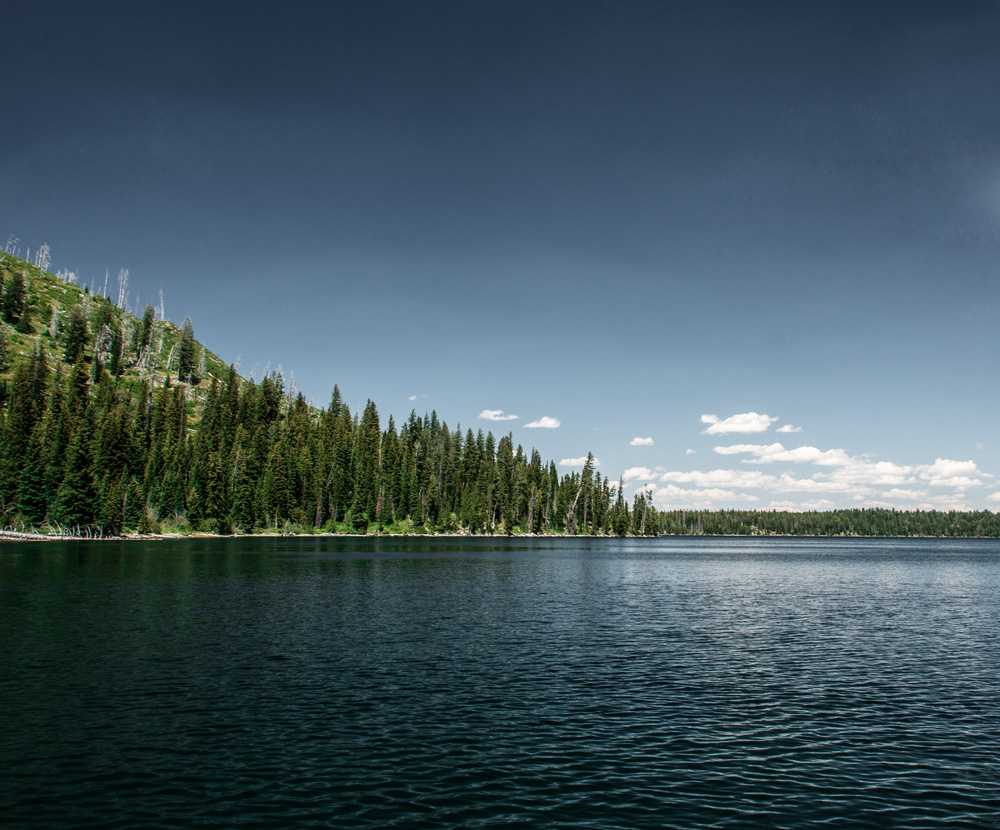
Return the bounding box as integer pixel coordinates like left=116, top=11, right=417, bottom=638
left=2, top=1, right=999, bottom=511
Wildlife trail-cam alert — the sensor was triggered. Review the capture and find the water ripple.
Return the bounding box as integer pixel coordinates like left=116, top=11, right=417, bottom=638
left=2, top=537, right=1000, bottom=827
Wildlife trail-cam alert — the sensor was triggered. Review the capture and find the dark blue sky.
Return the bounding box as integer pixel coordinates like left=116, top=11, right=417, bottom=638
left=3, top=1, right=999, bottom=509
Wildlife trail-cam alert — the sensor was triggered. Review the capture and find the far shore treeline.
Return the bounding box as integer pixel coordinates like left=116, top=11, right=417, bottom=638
left=1, top=249, right=998, bottom=538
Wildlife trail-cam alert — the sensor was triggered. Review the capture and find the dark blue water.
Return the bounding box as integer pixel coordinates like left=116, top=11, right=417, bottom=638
left=2, top=536, right=999, bottom=828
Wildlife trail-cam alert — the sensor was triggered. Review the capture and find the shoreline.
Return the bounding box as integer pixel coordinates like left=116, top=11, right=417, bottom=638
left=2, top=529, right=995, bottom=542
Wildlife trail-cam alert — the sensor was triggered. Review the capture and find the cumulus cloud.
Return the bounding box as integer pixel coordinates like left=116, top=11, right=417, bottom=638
left=630, top=436, right=654, bottom=446
left=714, top=443, right=851, bottom=466
left=559, top=456, right=600, bottom=467
left=828, top=459, right=914, bottom=486
left=647, top=483, right=759, bottom=509
left=408, top=394, right=426, bottom=401
left=660, top=469, right=776, bottom=489
left=882, top=488, right=929, bottom=501
left=686, top=448, right=696, bottom=455
left=478, top=409, right=519, bottom=422
left=763, top=498, right=836, bottom=511
left=918, top=458, right=985, bottom=488
left=525, top=416, right=561, bottom=429
left=637, top=420, right=996, bottom=508
left=798, top=499, right=837, bottom=511
left=769, top=474, right=859, bottom=494
left=701, top=412, right=778, bottom=435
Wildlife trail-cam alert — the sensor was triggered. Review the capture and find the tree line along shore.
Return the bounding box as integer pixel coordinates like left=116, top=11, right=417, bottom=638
left=1, top=249, right=998, bottom=539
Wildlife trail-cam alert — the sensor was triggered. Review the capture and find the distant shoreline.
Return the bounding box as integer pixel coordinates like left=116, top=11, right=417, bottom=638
left=3, top=529, right=997, bottom=542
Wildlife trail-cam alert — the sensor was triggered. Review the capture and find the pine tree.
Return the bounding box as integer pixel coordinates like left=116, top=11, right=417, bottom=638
left=140, top=304, right=156, bottom=349
left=178, top=317, right=196, bottom=382
left=63, top=305, right=88, bottom=363
left=0, top=345, right=49, bottom=503
left=351, top=400, right=380, bottom=530
left=17, top=430, right=48, bottom=525
left=98, top=474, right=125, bottom=535
left=2, top=270, right=26, bottom=323
left=54, top=414, right=98, bottom=528
left=123, top=477, right=144, bottom=531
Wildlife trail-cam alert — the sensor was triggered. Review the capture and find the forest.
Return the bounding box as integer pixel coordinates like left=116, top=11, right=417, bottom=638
left=0, top=250, right=652, bottom=537
left=1, top=247, right=997, bottom=538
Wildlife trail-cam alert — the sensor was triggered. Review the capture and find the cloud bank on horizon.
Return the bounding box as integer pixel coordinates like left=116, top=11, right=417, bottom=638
left=619, top=412, right=996, bottom=512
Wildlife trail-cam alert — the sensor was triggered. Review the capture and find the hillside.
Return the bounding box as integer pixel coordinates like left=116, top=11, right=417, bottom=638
left=3, top=247, right=994, bottom=540
left=0, top=251, right=229, bottom=422
left=0, top=247, right=645, bottom=538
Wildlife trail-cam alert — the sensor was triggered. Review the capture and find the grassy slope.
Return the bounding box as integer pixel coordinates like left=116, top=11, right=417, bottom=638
left=0, top=252, right=231, bottom=422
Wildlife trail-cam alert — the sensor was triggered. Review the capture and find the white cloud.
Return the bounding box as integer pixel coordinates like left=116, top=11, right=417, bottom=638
left=660, top=469, right=776, bottom=489
left=769, top=474, right=859, bottom=494
left=766, top=498, right=838, bottom=512
left=686, top=448, right=696, bottom=455
left=799, top=499, right=837, bottom=511
left=882, top=488, right=929, bottom=501
left=701, top=412, right=778, bottom=434
left=525, top=416, right=561, bottom=429
left=633, top=418, right=997, bottom=508
left=647, top=483, right=759, bottom=509
left=479, top=409, right=519, bottom=422
left=917, top=458, right=985, bottom=488
left=914, top=493, right=978, bottom=511
left=630, top=436, right=654, bottom=446
left=714, top=442, right=851, bottom=466
left=559, top=456, right=600, bottom=467
left=829, top=460, right=914, bottom=486
left=408, top=394, right=426, bottom=401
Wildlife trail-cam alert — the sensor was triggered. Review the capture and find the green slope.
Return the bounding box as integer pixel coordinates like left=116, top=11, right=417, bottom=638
left=0, top=251, right=229, bottom=424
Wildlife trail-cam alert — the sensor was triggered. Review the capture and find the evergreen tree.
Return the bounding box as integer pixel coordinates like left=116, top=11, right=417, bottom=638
left=54, top=414, right=98, bottom=528
left=14, top=306, right=32, bottom=334
left=0, top=345, right=49, bottom=503
left=63, top=305, right=88, bottom=363
left=2, top=270, right=26, bottom=323
left=178, top=316, right=196, bottom=381
left=17, top=430, right=48, bottom=525
left=140, top=304, right=156, bottom=350
left=123, top=477, right=144, bottom=531
left=351, top=400, right=380, bottom=530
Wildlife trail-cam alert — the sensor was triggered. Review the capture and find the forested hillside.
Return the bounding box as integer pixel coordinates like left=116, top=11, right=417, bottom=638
left=0, top=250, right=651, bottom=536
left=1, top=247, right=997, bottom=538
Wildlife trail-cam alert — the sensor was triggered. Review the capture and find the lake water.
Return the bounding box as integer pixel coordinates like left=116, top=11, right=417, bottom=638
left=2, top=536, right=999, bottom=828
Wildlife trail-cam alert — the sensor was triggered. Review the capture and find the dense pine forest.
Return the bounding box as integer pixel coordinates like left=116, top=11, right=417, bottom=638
left=659, top=509, right=1000, bottom=537
left=0, top=249, right=651, bottom=537
left=1, top=247, right=997, bottom=538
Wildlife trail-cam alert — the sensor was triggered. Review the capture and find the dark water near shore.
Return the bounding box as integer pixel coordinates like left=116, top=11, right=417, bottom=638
left=2, top=536, right=1000, bottom=828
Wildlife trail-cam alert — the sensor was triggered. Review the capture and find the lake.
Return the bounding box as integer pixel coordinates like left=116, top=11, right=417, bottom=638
left=2, top=536, right=999, bottom=828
